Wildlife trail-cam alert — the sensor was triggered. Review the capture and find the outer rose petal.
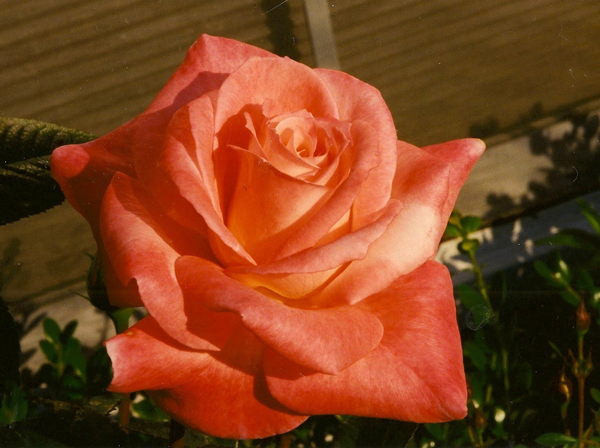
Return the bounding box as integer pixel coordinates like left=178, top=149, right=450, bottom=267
left=145, top=34, right=276, bottom=115
left=317, top=142, right=452, bottom=305
left=421, top=138, right=486, bottom=227
left=175, top=256, right=384, bottom=374
left=106, top=316, right=212, bottom=391
left=97, top=246, right=143, bottom=308
left=100, top=173, right=236, bottom=350
left=106, top=316, right=307, bottom=439
left=264, top=260, right=467, bottom=422
left=50, top=124, right=135, bottom=240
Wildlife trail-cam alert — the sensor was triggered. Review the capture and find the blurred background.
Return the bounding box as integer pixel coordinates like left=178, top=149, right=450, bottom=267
left=1, top=0, right=599, bottom=352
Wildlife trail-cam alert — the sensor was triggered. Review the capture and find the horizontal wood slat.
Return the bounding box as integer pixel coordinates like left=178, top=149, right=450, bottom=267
left=330, top=0, right=600, bottom=146
left=0, top=0, right=313, bottom=137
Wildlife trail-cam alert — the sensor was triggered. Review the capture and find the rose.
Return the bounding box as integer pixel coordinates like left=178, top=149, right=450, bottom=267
left=51, top=34, right=484, bottom=439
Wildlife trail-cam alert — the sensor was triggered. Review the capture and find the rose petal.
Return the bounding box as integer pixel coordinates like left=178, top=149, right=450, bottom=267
left=50, top=125, right=135, bottom=240
left=106, top=316, right=307, bottom=439
left=264, top=260, right=467, bottom=423
left=106, top=316, right=210, bottom=391
left=145, top=34, right=276, bottom=115
left=421, top=138, right=486, bottom=226
left=158, top=95, right=256, bottom=266
left=274, top=121, right=382, bottom=259
left=214, top=57, right=339, bottom=137
left=222, top=146, right=332, bottom=264
left=97, top=246, right=143, bottom=308
left=226, top=199, right=401, bottom=301
left=261, top=111, right=330, bottom=178
left=316, top=141, right=452, bottom=305
left=100, top=173, right=234, bottom=350
left=315, top=69, right=398, bottom=228
left=175, top=256, right=384, bottom=374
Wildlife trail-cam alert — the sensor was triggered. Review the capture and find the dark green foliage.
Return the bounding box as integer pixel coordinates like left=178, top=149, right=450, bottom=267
left=86, top=254, right=133, bottom=334
left=0, top=117, right=95, bottom=225
left=0, top=296, right=20, bottom=397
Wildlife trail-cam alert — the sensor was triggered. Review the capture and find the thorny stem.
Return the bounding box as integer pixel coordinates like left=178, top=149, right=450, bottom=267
left=278, top=433, right=292, bottom=448
left=119, top=393, right=131, bottom=432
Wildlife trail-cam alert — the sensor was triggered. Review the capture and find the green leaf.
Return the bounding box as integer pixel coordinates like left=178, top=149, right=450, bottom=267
left=131, top=394, right=169, bottom=422
left=59, top=320, right=78, bottom=345
left=42, top=318, right=61, bottom=344
left=456, top=284, right=485, bottom=309
left=536, top=229, right=600, bottom=250
left=444, top=223, right=462, bottom=239
left=463, top=340, right=487, bottom=371
left=0, top=117, right=95, bottom=225
left=62, top=338, right=83, bottom=369
left=548, top=341, right=564, bottom=357
left=423, top=423, right=444, bottom=440
left=448, top=210, right=462, bottom=228
left=69, top=351, right=87, bottom=380
left=460, top=215, right=482, bottom=234
left=0, top=381, right=28, bottom=426
left=560, top=289, right=580, bottom=307
left=534, top=260, right=568, bottom=288
left=556, top=254, right=572, bottom=284
left=61, top=373, right=85, bottom=400
left=0, top=296, right=21, bottom=390
left=577, top=198, right=600, bottom=234
left=39, top=340, right=57, bottom=363
left=535, top=432, right=577, bottom=446
left=458, top=238, right=480, bottom=255
left=591, top=387, right=600, bottom=404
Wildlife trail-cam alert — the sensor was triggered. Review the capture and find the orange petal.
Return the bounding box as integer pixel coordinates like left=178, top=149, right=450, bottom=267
left=214, top=57, right=339, bottom=136
left=99, top=173, right=232, bottom=350
left=222, top=146, right=332, bottom=264
left=226, top=199, right=401, bottom=300
left=275, top=121, right=382, bottom=259
left=264, top=261, right=467, bottom=423
left=50, top=124, right=135, bottom=241
left=145, top=34, right=276, bottom=115
left=315, top=69, right=398, bottom=228
left=421, top=138, right=486, bottom=225
left=316, top=142, right=452, bottom=305
left=106, top=316, right=307, bottom=439
left=175, top=256, right=384, bottom=374
left=158, top=95, right=255, bottom=266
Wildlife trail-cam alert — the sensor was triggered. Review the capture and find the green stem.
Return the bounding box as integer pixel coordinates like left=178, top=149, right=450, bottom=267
left=577, top=334, right=585, bottom=448
left=109, top=308, right=134, bottom=429
left=467, top=251, right=493, bottom=311
left=467, top=248, right=511, bottom=417
left=578, top=376, right=585, bottom=448
left=110, top=308, right=134, bottom=335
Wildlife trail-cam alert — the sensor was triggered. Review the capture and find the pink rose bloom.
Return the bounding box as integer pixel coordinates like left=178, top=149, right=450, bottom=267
left=51, top=35, right=484, bottom=439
